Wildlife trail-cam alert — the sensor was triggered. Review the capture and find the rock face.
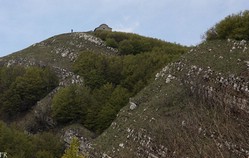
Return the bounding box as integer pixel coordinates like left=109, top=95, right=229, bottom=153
left=129, top=98, right=137, bottom=110
left=61, top=125, right=94, bottom=156
left=86, top=40, right=249, bottom=158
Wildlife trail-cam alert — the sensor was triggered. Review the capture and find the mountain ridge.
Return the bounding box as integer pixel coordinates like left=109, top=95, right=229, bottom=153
left=0, top=21, right=249, bottom=157
left=0, top=32, right=118, bottom=69
left=87, top=39, right=249, bottom=157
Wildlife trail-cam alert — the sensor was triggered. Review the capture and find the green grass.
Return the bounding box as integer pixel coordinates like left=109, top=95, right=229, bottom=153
left=1, top=32, right=117, bottom=71
left=1, top=31, right=249, bottom=157
left=183, top=40, right=249, bottom=76
left=90, top=39, right=249, bottom=157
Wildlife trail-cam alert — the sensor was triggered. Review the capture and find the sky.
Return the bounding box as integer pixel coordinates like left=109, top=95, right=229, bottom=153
left=0, top=0, right=249, bottom=57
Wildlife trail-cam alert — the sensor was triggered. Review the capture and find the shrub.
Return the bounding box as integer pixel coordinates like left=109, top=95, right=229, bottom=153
left=61, top=137, right=85, bottom=158
left=105, top=38, right=118, bottom=48
left=52, top=85, right=94, bottom=124
left=0, top=66, right=58, bottom=119
left=0, top=121, right=63, bottom=157
left=205, top=10, right=249, bottom=40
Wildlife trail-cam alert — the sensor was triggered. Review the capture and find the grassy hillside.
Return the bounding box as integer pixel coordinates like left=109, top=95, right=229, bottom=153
left=89, top=39, right=249, bottom=157
left=0, top=32, right=118, bottom=70
left=0, top=31, right=188, bottom=157
left=1, top=11, right=248, bottom=157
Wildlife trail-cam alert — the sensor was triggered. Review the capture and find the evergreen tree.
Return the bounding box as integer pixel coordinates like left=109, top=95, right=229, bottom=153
left=61, top=137, right=85, bottom=158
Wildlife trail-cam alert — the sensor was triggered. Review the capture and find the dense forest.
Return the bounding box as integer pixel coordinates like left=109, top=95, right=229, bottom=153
left=0, top=30, right=187, bottom=157
left=0, top=66, right=58, bottom=120
left=53, top=32, right=187, bottom=134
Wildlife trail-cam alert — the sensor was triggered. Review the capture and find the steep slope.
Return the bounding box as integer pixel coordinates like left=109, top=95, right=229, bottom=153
left=0, top=30, right=187, bottom=139
left=0, top=32, right=121, bottom=157
left=0, top=32, right=117, bottom=70
left=87, top=39, right=249, bottom=158
left=0, top=32, right=117, bottom=132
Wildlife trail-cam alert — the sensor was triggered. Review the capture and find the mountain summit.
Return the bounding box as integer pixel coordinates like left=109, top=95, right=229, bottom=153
left=0, top=11, right=249, bottom=158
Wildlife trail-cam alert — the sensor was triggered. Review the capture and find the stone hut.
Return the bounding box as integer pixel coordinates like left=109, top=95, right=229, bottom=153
left=94, top=24, right=112, bottom=32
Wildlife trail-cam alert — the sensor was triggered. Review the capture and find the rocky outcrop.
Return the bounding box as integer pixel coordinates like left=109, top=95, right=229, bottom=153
left=50, top=32, right=117, bottom=61
left=0, top=32, right=118, bottom=69
left=152, top=39, right=249, bottom=157
left=61, top=125, right=94, bottom=156
left=155, top=39, right=249, bottom=114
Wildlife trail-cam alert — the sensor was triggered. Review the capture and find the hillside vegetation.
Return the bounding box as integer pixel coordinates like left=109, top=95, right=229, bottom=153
left=0, top=29, right=187, bottom=157
left=0, top=66, right=58, bottom=120
left=53, top=33, right=187, bottom=134
left=0, top=10, right=248, bottom=157
left=0, top=121, right=63, bottom=158
left=205, top=10, right=249, bottom=41
left=89, top=17, right=249, bottom=158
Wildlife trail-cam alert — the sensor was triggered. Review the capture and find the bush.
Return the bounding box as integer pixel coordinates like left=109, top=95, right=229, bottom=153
left=52, top=85, right=94, bottom=124
left=119, top=40, right=134, bottom=55
left=205, top=10, right=249, bottom=40
left=105, top=38, right=118, bottom=48
left=0, top=121, right=63, bottom=157
left=61, top=137, right=85, bottom=158
left=0, top=66, right=58, bottom=119
left=73, top=51, right=107, bottom=89
left=93, top=31, right=171, bottom=55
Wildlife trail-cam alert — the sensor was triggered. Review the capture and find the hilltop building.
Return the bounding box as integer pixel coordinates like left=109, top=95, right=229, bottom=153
left=94, top=24, right=112, bottom=32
